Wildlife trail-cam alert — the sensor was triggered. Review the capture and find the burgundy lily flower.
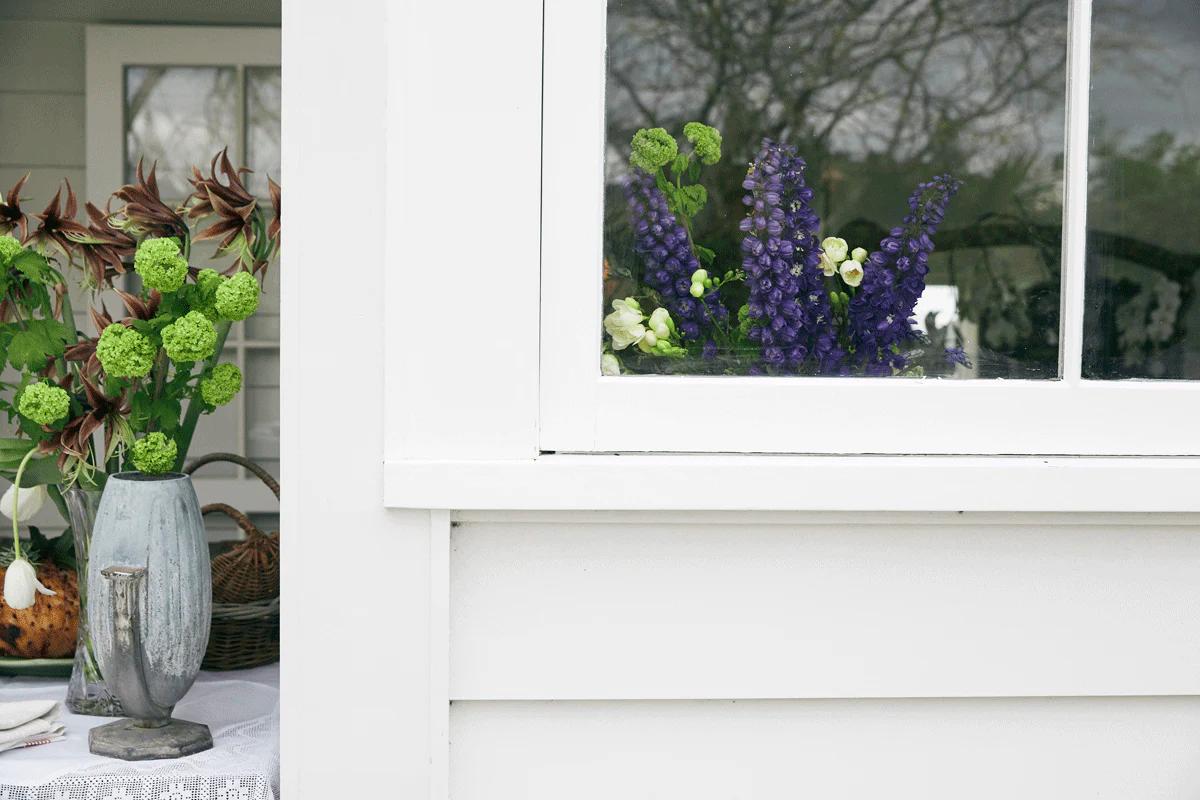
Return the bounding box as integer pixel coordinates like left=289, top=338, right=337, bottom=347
left=111, top=159, right=189, bottom=241
left=0, top=174, right=31, bottom=240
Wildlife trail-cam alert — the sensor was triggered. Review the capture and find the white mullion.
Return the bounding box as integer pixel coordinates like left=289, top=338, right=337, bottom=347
left=1058, top=0, right=1093, bottom=384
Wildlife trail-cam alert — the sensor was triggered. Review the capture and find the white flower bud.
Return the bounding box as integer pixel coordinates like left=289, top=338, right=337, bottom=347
left=600, top=353, right=621, bottom=376
left=821, top=237, right=848, bottom=263
left=851, top=246, right=868, bottom=263
left=839, top=259, right=864, bottom=288
left=1, top=483, right=46, bottom=523
left=648, top=307, right=673, bottom=332
left=3, top=556, right=55, bottom=610
left=819, top=252, right=838, bottom=277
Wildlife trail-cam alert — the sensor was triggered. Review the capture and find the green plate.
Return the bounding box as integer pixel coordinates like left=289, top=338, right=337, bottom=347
left=0, top=657, right=73, bottom=678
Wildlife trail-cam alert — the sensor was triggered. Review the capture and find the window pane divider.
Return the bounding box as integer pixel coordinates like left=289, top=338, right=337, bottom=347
left=1059, top=0, right=1093, bottom=384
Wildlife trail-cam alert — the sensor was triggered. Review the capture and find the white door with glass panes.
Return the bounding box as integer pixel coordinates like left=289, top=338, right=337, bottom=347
left=87, top=25, right=280, bottom=518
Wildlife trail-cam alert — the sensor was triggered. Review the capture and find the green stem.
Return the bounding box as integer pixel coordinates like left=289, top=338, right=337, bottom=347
left=172, top=320, right=231, bottom=471
left=10, top=447, right=38, bottom=560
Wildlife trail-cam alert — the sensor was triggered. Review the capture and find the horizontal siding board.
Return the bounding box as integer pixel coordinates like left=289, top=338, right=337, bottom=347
left=0, top=92, right=85, bottom=167
left=450, top=518, right=1200, bottom=699
left=451, top=697, right=1200, bottom=800
left=0, top=22, right=85, bottom=93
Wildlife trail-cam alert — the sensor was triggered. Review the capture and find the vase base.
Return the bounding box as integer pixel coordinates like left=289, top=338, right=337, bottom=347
left=66, top=694, right=124, bottom=717
left=88, top=718, right=213, bottom=760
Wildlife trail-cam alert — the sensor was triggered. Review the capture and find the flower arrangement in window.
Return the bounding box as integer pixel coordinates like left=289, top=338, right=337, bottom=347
left=603, top=124, right=966, bottom=376
left=0, top=151, right=280, bottom=609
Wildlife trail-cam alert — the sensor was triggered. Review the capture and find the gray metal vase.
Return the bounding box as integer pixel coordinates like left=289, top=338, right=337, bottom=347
left=86, top=472, right=214, bottom=760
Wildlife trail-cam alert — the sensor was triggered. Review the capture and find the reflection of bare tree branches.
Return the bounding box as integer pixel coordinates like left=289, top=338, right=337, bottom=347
left=608, top=0, right=1067, bottom=165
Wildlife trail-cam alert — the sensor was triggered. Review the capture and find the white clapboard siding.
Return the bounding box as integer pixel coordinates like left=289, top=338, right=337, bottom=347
left=450, top=514, right=1200, bottom=700
left=451, top=697, right=1200, bottom=800
left=0, top=21, right=85, bottom=93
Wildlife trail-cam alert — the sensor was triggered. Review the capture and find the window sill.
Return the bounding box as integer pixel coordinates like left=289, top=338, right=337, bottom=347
left=383, top=454, right=1200, bottom=512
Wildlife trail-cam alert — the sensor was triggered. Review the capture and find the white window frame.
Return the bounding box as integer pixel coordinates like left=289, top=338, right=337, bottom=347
left=540, top=0, right=1200, bottom=457
left=381, top=0, right=1200, bottom=511
left=86, top=25, right=280, bottom=513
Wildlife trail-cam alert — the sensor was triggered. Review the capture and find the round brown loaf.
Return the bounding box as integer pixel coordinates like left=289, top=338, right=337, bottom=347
left=0, top=562, right=79, bottom=658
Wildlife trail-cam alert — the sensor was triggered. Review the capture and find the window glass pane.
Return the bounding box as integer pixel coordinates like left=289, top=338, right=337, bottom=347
left=1084, top=0, right=1200, bottom=379
left=603, top=0, right=1067, bottom=378
left=246, top=66, right=281, bottom=198
left=125, top=66, right=238, bottom=199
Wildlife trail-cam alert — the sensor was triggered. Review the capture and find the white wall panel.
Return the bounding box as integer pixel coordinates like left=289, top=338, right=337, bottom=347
left=451, top=516, right=1200, bottom=699
left=451, top=697, right=1200, bottom=800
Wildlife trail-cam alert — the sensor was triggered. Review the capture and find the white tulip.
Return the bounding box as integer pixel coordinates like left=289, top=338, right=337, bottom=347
left=819, top=252, right=838, bottom=277
left=839, top=259, right=864, bottom=288
left=821, top=237, right=848, bottom=263
left=0, top=483, right=46, bottom=522
left=3, top=556, right=55, bottom=610
left=603, top=298, right=647, bottom=351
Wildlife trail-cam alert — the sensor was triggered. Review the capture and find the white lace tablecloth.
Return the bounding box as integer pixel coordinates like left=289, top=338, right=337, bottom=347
left=0, top=665, right=279, bottom=800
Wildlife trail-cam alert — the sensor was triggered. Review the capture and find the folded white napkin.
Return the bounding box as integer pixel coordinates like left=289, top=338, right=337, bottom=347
left=0, top=700, right=65, bottom=753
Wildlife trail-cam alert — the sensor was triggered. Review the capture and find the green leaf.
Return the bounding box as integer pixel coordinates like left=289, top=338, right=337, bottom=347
left=678, top=184, right=708, bottom=217
left=695, top=245, right=716, bottom=265
left=19, top=456, right=62, bottom=487
left=671, top=153, right=688, bottom=178
left=7, top=319, right=73, bottom=371
left=9, top=250, right=53, bottom=283
left=688, top=161, right=701, bottom=182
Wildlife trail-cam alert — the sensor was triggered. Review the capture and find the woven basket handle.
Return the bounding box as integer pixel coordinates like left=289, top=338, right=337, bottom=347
left=201, top=502, right=263, bottom=539
left=185, top=452, right=280, bottom=501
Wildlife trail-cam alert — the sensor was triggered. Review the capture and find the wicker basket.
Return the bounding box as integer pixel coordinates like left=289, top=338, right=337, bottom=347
left=186, top=452, right=280, bottom=671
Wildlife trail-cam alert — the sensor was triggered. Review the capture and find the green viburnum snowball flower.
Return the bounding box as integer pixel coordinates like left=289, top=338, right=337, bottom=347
left=95, top=323, right=156, bottom=378
left=0, top=235, right=22, bottom=262
left=186, top=268, right=225, bottom=320
left=18, top=382, right=71, bottom=426
left=630, top=127, right=678, bottom=173
left=134, top=237, right=189, bottom=293
left=683, top=122, right=722, bottom=165
left=200, top=362, right=242, bottom=407
left=161, top=310, right=217, bottom=362
left=130, top=432, right=177, bottom=474
left=214, top=271, right=260, bottom=321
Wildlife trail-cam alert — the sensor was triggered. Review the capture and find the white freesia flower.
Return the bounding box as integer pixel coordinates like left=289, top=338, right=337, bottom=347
left=851, top=246, right=868, bottom=263
left=821, top=237, right=848, bottom=263
left=0, top=483, right=46, bottom=522
left=648, top=307, right=673, bottom=338
left=819, top=252, right=838, bottom=277
left=603, top=298, right=646, bottom=350
left=3, top=556, right=55, bottom=610
left=600, top=353, right=622, bottom=376
left=839, top=259, right=864, bottom=288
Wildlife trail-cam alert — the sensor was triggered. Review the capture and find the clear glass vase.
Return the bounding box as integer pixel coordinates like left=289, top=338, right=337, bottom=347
left=63, top=484, right=123, bottom=716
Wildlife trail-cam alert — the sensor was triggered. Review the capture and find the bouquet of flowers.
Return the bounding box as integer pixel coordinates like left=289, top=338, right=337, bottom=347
left=604, top=124, right=968, bottom=377
left=0, top=150, right=280, bottom=610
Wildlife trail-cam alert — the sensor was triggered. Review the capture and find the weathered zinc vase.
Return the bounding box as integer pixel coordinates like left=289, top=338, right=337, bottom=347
left=86, top=472, right=214, bottom=760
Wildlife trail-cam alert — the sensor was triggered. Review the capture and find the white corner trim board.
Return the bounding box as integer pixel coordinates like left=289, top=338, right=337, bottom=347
left=383, top=454, right=1200, bottom=512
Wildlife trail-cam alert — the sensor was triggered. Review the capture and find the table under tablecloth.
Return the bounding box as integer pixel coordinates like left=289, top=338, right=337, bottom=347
left=0, top=664, right=279, bottom=800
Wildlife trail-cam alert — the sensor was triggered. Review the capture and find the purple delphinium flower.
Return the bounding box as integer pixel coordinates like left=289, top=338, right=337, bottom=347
left=622, top=170, right=725, bottom=345
left=847, top=175, right=961, bottom=374
left=945, top=346, right=972, bottom=368
left=739, top=139, right=840, bottom=373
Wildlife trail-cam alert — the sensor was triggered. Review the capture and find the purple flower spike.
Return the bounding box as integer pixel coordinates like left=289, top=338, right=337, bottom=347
left=739, top=139, right=839, bottom=373
left=622, top=170, right=724, bottom=341
left=847, top=174, right=961, bottom=372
